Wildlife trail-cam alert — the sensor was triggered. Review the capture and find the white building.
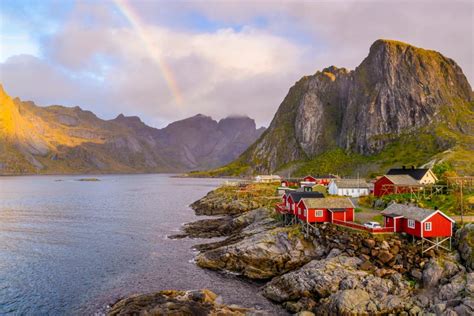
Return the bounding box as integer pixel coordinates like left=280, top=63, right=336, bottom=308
left=328, top=179, right=370, bottom=197
left=255, top=175, right=281, bottom=183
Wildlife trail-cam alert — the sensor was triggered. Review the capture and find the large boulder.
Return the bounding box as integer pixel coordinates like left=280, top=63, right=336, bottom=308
left=195, top=225, right=326, bottom=279
left=107, top=289, right=260, bottom=315
left=262, top=255, right=413, bottom=314
left=456, top=223, right=474, bottom=271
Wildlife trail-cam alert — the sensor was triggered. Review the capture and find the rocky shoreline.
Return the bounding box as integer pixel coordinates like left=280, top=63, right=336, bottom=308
left=109, top=185, right=474, bottom=315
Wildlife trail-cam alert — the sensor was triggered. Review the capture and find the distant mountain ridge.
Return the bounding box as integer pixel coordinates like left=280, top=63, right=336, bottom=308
left=0, top=86, right=264, bottom=174
left=208, top=39, right=473, bottom=177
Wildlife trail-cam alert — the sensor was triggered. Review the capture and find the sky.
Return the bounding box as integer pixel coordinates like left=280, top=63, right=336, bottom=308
left=0, top=0, right=472, bottom=128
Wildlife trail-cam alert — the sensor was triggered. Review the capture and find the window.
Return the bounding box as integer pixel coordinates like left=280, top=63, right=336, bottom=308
left=408, top=219, right=415, bottom=229
left=304, top=209, right=307, bottom=217
left=425, top=222, right=432, bottom=231
left=316, top=210, right=323, bottom=217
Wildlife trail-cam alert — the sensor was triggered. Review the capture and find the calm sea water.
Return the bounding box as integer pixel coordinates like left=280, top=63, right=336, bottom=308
left=0, top=174, right=284, bottom=315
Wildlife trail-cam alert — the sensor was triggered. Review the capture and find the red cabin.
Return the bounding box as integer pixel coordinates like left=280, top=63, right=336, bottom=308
left=285, top=191, right=325, bottom=214
left=296, top=197, right=355, bottom=223
left=381, top=203, right=454, bottom=238
left=374, top=175, right=420, bottom=197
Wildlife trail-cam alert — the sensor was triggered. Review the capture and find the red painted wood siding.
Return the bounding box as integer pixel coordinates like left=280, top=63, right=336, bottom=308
left=374, top=176, right=394, bottom=197
left=346, top=208, right=354, bottom=222
left=307, top=208, right=330, bottom=223
left=304, top=176, right=317, bottom=182
left=402, top=218, right=422, bottom=237
left=422, top=213, right=453, bottom=237
left=395, top=218, right=403, bottom=232
left=331, top=211, right=346, bottom=222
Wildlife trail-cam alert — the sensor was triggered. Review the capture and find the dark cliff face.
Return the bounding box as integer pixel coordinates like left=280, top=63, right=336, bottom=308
left=236, top=39, right=473, bottom=173
left=0, top=87, right=264, bottom=174
left=158, top=114, right=265, bottom=170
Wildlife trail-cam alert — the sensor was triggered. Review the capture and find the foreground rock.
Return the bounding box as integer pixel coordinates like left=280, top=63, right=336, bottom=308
left=196, top=223, right=326, bottom=279
left=456, top=223, right=474, bottom=271
left=262, top=255, right=413, bottom=314
left=108, top=289, right=264, bottom=315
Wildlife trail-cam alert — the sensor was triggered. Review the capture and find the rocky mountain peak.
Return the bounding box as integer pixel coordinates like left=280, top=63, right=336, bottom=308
left=228, top=39, right=473, bottom=175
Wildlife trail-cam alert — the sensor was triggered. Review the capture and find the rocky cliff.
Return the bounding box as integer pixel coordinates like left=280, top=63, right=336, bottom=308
left=224, top=39, right=473, bottom=176
left=0, top=85, right=264, bottom=174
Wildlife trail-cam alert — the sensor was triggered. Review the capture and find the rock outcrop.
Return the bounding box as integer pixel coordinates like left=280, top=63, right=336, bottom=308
left=263, top=255, right=412, bottom=314
left=195, top=221, right=326, bottom=279
left=108, top=289, right=260, bottom=316
left=0, top=85, right=264, bottom=174
left=226, top=39, right=473, bottom=174
left=456, top=223, right=474, bottom=271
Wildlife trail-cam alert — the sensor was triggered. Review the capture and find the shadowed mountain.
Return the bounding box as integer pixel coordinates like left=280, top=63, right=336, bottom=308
left=0, top=86, right=264, bottom=174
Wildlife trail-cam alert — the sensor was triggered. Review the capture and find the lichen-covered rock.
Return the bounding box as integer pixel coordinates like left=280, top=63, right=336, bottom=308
left=456, top=223, right=474, bottom=271
left=196, top=225, right=326, bottom=279
left=262, top=255, right=413, bottom=314
left=171, top=208, right=274, bottom=239
left=107, top=289, right=261, bottom=316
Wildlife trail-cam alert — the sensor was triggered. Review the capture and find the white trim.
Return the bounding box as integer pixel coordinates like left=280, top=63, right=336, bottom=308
left=315, top=209, right=323, bottom=217
left=420, top=210, right=455, bottom=223
left=424, top=222, right=432, bottom=231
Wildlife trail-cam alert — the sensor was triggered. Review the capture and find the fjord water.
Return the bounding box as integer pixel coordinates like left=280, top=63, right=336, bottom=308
left=0, top=175, right=281, bottom=315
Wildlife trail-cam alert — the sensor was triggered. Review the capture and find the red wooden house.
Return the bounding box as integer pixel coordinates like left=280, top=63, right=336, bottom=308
left=374, top=175, right=420, bottom=197
left=296, top=197, right=355, bottom=223
left=302, top=175, right=338, bottom=187
left=284, top=191, right=324, bottom=214
left=381, top=203, right=454, bottom=238
left=281, top=178, right=300, bottom=187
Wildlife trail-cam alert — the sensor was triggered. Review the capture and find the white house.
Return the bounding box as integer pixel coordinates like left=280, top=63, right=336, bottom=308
left=328, top=179, right=370, bottom=197
left=255, top=175, right=281, bottom=183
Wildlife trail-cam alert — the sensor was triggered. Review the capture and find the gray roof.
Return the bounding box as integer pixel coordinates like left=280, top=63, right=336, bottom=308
left=384, top=175, right=420, bottom=186
left=301, top=197, right=355, bottom=209
left=333, top=179, right=370, bottom=189
left=381, top=203, right=451, bottom=222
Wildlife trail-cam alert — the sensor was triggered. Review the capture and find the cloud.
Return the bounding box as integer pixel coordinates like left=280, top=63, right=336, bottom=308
left=0, top=0, right=472, bottom=129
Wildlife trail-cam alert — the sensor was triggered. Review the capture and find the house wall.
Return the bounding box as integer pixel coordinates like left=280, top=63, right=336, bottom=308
left=422, top=213, right=453, bottom=237
left=307, top=208, right=330, bottom=223
left=345, top=208, right=354, bottom=222
left=402, top=219, right=422, bottom=237
left=304, top=176, right=316, bottom=182
left=331, top=211, right=346, bottom=222
left=328, top=182, right=337, bottom=195
left=337, top=188, right=369, bottom=197
left=420, top=171, right=437, bottom=184
left=374, top=176, right=394, bottom=197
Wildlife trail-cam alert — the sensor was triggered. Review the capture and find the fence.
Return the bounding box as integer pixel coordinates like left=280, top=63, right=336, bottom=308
left=333, top=219, right=394, bottom=234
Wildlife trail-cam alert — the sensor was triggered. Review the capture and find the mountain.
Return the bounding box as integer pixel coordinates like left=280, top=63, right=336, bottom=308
left=0, top=85, right=264, bottom=174
left=210, top=39, right=473, bottom=177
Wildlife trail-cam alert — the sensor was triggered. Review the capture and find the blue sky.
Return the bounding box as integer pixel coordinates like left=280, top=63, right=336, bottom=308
left=0, top=0, right=472, bottom=128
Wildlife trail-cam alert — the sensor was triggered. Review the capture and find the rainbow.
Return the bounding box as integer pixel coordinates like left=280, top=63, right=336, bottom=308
left=113, top=0, right=183, bottom=105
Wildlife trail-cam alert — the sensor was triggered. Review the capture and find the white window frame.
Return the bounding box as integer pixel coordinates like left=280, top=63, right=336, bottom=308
left=425, top=222, right=432, bottom=231
left=315, top=210, right=323, bottom=217
left=407, top=219, right=415, bottom=229
left=304, top=209, right=307, bottom=217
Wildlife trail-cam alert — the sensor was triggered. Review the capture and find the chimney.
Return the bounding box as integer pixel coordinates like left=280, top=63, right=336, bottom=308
left=434, top=206, right=439, bottom=211
left=402, top=166, right=406, bottom=170
left=411, top=166, right=415, bottom=170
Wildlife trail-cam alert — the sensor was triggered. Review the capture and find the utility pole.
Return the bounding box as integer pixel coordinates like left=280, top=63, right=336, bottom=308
left=460, top=180, right=464, bottom=225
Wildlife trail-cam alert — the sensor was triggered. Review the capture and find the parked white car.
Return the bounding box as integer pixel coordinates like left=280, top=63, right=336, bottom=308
left=364, top=221, right=382, bottom=229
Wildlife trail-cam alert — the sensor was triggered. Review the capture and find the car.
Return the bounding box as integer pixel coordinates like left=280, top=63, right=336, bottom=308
left=364, top=221, right=382, bottom=229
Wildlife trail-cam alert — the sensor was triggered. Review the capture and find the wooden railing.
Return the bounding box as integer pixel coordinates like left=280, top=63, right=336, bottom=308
left=333, top=219, right=394, bottom=234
